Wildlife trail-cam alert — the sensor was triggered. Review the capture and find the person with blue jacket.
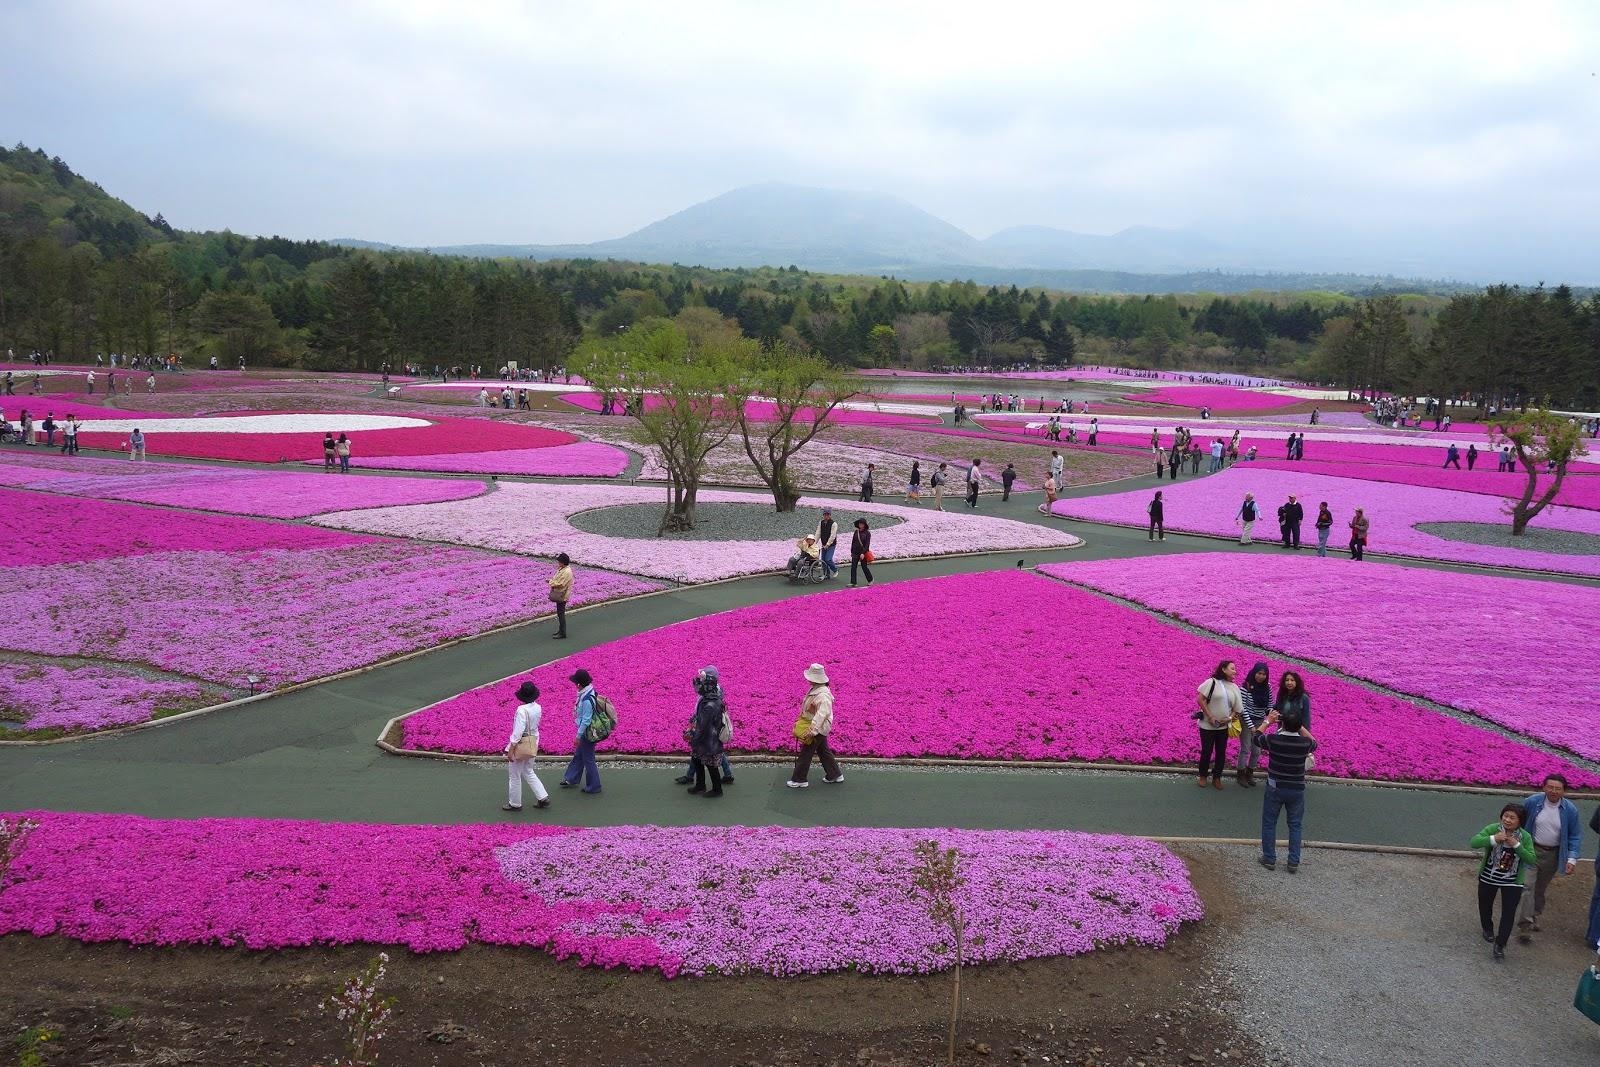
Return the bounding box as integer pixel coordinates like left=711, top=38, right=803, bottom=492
left=1587, top=804, right=1600, bottom=950
left=559, top=668, right=602, bottom=794
left=1516, top=774, right=1584, bottom=941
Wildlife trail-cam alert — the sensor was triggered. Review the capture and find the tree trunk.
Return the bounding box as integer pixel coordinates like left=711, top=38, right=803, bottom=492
left=769, top=458, right=801, bottom=512
left=1510, top=452, right=1568, bottom=535
left=945, top=918, right=964, bottom=1067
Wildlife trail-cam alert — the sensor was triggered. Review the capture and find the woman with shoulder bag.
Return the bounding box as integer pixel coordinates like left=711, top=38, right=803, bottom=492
left=1195, top=660, right=1242, bottom=790
left=503, top=681, right=550, bottom=811
left=788, top=663, right=843, bottom=788
left=1235, top=662, right=1270, bottom=787
left=849, top=518, right=874, bottom=587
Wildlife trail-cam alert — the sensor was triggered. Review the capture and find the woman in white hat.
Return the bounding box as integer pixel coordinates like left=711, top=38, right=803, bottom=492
left=788, top=663, right=843, bottom=788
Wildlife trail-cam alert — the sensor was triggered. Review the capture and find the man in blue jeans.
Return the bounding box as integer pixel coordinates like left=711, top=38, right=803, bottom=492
left=1257, top=708, right=1317, bottom=873
left=1515, top=773, right=1584, bottom=942
left=1588, top=805, right=1600, bottom=950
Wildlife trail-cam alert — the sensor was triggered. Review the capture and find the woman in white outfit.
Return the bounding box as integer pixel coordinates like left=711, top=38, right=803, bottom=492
left=504, top=680, right=551, bottom=811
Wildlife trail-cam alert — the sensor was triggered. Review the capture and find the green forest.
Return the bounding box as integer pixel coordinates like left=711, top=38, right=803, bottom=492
left=2, top=144, right=1597, bottom=409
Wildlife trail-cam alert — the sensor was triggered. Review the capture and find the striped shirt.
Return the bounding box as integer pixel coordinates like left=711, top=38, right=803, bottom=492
left=1260, top=731, right=1316, bottom=790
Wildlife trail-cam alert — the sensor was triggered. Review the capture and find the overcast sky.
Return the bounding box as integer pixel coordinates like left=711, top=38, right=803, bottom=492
left=4, top=0, right=1598, bottom=280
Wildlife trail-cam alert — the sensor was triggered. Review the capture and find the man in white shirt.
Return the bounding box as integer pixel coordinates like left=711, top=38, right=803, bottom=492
left=966, top=459, right=982, bottom=509
left=1517, top=774, right=1582, bottom=941
left=1049, top=450, right=1064, bottom=486
left=1208, top=439, right=1225, bottom=473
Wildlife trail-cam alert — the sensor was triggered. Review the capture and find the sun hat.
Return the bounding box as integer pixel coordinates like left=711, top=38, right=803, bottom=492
left=569, top=668, right=593, bottom=687
left=803, top=663, right=830, bottom=685
left=515, top=681, right=540, bottom=702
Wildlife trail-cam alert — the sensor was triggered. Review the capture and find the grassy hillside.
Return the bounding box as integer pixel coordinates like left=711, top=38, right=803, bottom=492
left=0, top=144, right=171, bottom=257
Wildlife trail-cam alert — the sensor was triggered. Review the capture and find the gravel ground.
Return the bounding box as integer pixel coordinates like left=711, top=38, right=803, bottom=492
left=1417, top=521, right=1600, bottom=555
left=1196, top=843, right=1600, bottom=1066
left=568, top=501, right=905, bottom=541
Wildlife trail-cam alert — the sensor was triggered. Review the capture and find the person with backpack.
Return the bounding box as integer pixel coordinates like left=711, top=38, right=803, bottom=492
left=503, top=681, right=550, bottom=812
left=1235, top=493, right=1259, bottom=545
left=681, top=666, right=731, bottom=798
left=673, top=666, right=735, bottom=789
left=788, top=662, right=843, bottom=788
left=1000, top=463, right=1016, bottom=501
left=559, top=668, right=604, bottom=794
left=930, top=462, right=948, bottom=510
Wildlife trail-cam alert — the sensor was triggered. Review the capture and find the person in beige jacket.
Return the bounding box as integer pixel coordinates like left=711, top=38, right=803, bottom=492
left=548, top=553, right=573, bottom=639
left=788, top=662, right=844, bottom=788
left=503, top=681, right=550, bottom=811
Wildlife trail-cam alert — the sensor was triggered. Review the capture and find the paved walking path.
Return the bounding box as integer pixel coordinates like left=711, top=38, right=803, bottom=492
left=5, top=485, right=1592, bottom=852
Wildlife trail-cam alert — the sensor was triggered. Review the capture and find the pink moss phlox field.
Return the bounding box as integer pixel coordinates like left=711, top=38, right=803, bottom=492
left=558, top=392, right=937, bottom=426
left=0, top=661, right=221, bottom=731
left=75, top=415, right=576, bottom=463
left=1050, top=467, right=1600, bottom=577
left=315, top=483, right=1080, bottom=582
left=0, top=813, right=1200, bottom=977
left=1250, top=459, right=1600, bottom=511
left=0, top=458, right=488, bottom=518
left=1042, top=554, right=1600, bottom=763
left=1122, top=386, right=1303, bottom=413
left=399, top=572, right=1598, bottom=788
left=0, top=487, right=371, bottom=566
left=353, top=442, right=630, bottom=477
left=496, top=825, right=1203, bottom=977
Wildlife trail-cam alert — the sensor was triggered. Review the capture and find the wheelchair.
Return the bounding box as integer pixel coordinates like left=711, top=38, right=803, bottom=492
left=786, top=552, right=827, bottom=584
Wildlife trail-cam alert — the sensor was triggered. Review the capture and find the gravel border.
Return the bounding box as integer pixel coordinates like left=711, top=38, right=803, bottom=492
left=1416, top=521, right=1600, bottom=556
left=568, top=501, right=906, bottom=542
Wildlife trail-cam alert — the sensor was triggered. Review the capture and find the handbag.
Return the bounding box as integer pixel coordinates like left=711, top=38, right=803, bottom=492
left=1575, top=961, right=1600, bottom=1025
left=863, top=550, right=875, bottom=563
left=792, top=717, right=812, bottom=740
left=509, top=733, right=538, bottom=761
left=1227, top=716, right=1242, bottom=739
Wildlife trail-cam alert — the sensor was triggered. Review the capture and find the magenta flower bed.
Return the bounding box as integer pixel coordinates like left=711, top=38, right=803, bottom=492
left=1041, top=554, right=1600, bottom=763
left=0, top=458, right=489, bottom=518
left=75, top=415, right=576, bottom=463
left=0, top=661, right=221, bottom=731
left=0, top=813, right=1200, bottom=977
left=558, top=392, right=937, bottom=426
left=354, top=441, right=630, bottom=477
left=316, top=483, right=1080, bottom=583
left=1, top=487, right=368, bottom=566
left=3, top=490, right=661, bottom=707
left=1051, top=467, right=1600, bottom=577
left=399, top=572, right=1597, bottom=788
left=1250, top=459, right=1600, bottom=511
left=1123, top=386, right=1303, bottom=413
left=497, top=825, right=1202, bottom=976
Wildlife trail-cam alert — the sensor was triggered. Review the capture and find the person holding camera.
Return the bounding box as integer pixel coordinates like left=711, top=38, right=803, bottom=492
left=1195, top=661, right=1242, bottom=790
left=1471, top=804, right=1537, bottom=960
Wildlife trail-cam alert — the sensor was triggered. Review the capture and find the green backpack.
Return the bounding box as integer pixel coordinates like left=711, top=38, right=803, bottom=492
left=585, top=694, right=617, bottom=743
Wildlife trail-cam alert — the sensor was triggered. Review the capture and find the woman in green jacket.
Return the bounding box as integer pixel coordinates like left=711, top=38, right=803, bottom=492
left=1471, top=804, right=1538, bottom=960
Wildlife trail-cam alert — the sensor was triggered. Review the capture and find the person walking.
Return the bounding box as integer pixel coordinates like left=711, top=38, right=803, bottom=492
left=1587, top=804, right=1600, bottom=951
left=146, top=373, right=156, bottom=394
left=1000, top=463, right=1016, bottom=501
left=547, top=552, right=573, bottom=638
left=1041, top=472, right=1058, bottom=514
left=788, top=662, right=843, bottom=788
left=1154, top=443, right=1166, bottom=479
left=858, top=463, right=875, bottom=502
left=1472, top=804, right=1537, bottom=960
left=20, top=409, right=34, bottom=446
left=682, top=666, right=730, bottom=798
left=128, top=427, right=145, bottom=461
left=1049, top=449, right=1064, bottom=488
left=85, top=370, right=95, bottom=394
left=849, top=518, right=874, bottom=587
left=1195, top=660, right=1242, bottom=790
left=1467, top=443, right=1479, bottom=470
left=41, top=413, right=55, bottom=448
left=1279, top=494, right=1303, bottom=549
left=61, top=414, right=79, bottom=455
left=1236, top=662, right=1271, bottom=787
left=1349, top=507, right=1370, bottom=560
left=905, top=461, right=922, bottom=504
left=1168, top=442, right=1182, bottom=480
left=1088, top=417, right=1099, bottom=445
left=1314, top=502, right=1334, bottom=556
left=1236, top=493, right=1259, bottom=544
left=1443, top=443, right=1462, bottom=469
left=673, top=667, right=735, bottom=787
left=1147, top=491, right=1165, bottom=541
left=931, top=462, right=947, bottom=510
left=503, top=681, right=550, bottom=811
left=966, top=458, right=982, bottom=508
left=559, top=669, right=602, bottom=794
left=1515, top=774, right=1584, bottom=943
left=1257, top=706, right=1318, bottom=872
left=322, top=432, right=337, bottom=471
left=815, top=508, right=840, bottom=580
left=335, top=433, right=351, bottom=473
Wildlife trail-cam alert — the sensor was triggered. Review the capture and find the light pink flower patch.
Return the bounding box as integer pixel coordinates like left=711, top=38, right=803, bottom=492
left=1050, top=467, right=1600, bottom=577
left=0, top=661, right=222, bottom=731
left=351, top=442, right=631, bottom=477
left=1041, top=554, right=1600, bottom=762
left=558, top=392, right=938, bottom=426
left=398, top=571, right=1598, bottom=788
left=0, top=813, right=1202, bottom=978
left=315, top=483, right=1080, bottom=582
